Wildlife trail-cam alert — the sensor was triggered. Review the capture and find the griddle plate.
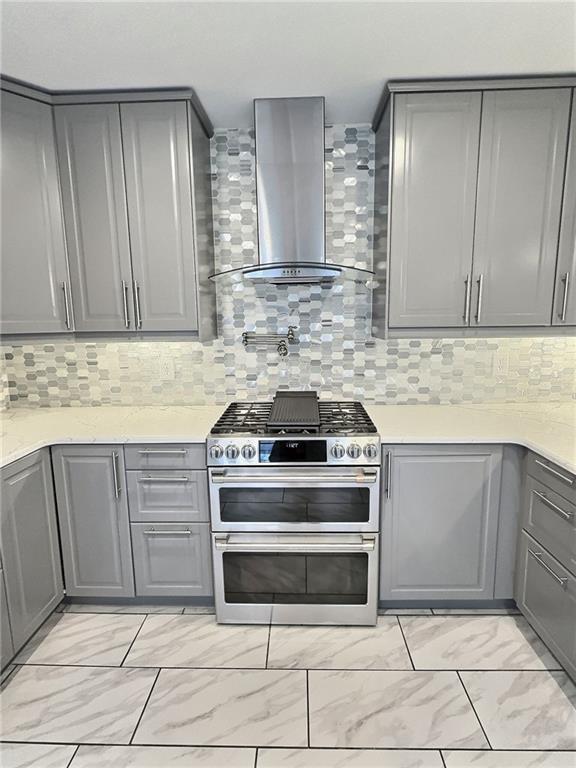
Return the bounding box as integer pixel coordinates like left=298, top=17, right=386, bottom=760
left=267, top=391, right=320, bottom=430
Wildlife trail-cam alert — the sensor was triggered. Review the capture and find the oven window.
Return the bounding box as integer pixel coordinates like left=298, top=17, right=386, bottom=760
left=222, top=552, right=368, bottom=604
left=219, top=487, right=370, bottom=523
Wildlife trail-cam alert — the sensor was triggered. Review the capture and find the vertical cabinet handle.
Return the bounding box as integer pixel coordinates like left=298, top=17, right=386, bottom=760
left=474, top=274, right=484, bottom=324
left=385, top=451, right=392, bottom=499
left=463, top=274, right=472, bottom=325
left=61, top=282, right=71, bottom=330
left=122, top=280, right=130, bottom=328
left=112, top=451, right=121, bottom=499
left=559, top=272, right=570, bottom=322
left=133, top=280, right=142, bottom=329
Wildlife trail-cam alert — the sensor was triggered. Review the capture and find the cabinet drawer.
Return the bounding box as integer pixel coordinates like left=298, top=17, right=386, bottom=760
left=517, top=530, right=576, bottom=679
left=526, top=452, right=576, bottom=505
left=523, top=475, right=576, bottom=575
left=124, top=444, right=206, bottom=470
left=127, top=470, right=209, bottom=523
left=131, top=523, right=213, bottom=598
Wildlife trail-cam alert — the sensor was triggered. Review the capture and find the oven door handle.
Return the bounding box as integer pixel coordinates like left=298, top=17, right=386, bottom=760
left=210, top=470, right=378, bottom=485
left=214, top=534, right=377, bottom=552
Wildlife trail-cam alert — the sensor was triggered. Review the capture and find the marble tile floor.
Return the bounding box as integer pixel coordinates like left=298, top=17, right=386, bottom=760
left=0, top=608, right=575, bottom=767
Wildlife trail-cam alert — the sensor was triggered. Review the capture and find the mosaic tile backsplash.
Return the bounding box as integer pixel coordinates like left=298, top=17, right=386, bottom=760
left=1, top=124, right=575, bottom=408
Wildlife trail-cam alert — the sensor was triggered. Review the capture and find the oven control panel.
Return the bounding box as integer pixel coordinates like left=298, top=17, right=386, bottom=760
left=207, top=436, right=381, bottom=466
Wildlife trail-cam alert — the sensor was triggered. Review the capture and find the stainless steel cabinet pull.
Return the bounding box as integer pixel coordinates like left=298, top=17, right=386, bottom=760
left=112, top=451, right=121, bottom=499
left=143, top=528, right=192, bottom=536
left=133, top=280, right=142, bottom=329
left=138, top=476, right=190, bottom=483
left=61, top=282, right=71, bottom=329
left=463, top=274, right=472, bottom=324
left=122, top=280, right=130, bottom=328
left=138, top=449, right=188, bottom=455
left=534, top=459, right=574, bottom=486
left=474, top=274, right=484, bottom=324
left=528, top=549, right=568, bottom=589
left=532, top=490, right=573, bottom=521
left=559, top=272, right=570, bottom=322
left=385, top=451, right=392, bottom=498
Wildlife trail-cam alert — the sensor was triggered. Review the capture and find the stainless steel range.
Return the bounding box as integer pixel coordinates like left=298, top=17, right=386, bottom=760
left=208, top=391, right=381, bottom=625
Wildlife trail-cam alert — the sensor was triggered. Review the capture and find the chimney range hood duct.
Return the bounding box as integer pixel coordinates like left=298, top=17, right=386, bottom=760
left=243, top=97, right=342, bottom=284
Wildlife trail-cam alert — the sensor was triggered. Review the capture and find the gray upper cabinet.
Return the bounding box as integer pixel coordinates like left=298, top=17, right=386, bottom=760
left=55, top=104, right=133, bottom=331
left=1, top=91, right=71, bottom=334
left=121, top=102, right=198, bottom=331
left=380, top=445, right=503, bottom=601
left=472, top=89, right=571, bottom=326
left=554, top=90, right=576, bottom=326
left=388, top=92, right=481, bottom=328
left=52, top=446, right=135, bottom=597
left=0, top=450, right=63, bottom=650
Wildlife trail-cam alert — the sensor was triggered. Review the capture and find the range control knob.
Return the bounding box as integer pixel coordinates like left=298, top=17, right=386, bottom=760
left=347, top=443, right=361, bottom=459
left=364, top=443, right=378, bottom=459
left=241, top=444, right=256, bottom=460
left=331, top=443, right=346, bottom=459
left=209, top=445, right=223, bottom=460
left=225, top=445, right=239, bottom=460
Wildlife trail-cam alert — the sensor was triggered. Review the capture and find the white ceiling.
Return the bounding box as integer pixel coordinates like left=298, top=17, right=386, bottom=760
left=2, top=1, right=575, bottom=128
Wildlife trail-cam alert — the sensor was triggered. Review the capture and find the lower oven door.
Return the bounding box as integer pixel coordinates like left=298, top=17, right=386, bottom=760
left=209, top=466, right=380, bottom=532
left=212, top=532, right=379, bottom=625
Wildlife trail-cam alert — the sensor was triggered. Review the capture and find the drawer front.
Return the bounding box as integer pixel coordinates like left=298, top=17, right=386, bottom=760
left=127, top=470, right=209, bottom=523
left=523, top=475, right=576, bottom=574
left=124, top=444, right=206, bottom=470
left=517, top=530, right=576, bottom=675
left=526, top=452, right=576, bottom=505
left=131, top=523, right=213, bottom=598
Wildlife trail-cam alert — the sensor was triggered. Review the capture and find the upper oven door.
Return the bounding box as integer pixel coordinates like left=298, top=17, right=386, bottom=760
left=209, top=466, right=380, bottom=532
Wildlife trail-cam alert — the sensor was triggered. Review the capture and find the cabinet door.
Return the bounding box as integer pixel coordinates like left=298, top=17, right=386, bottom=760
left=0, top=565, right=14, bottom=669
left=554, top=90, right=576, bottom=326
left=55, top=104, right=133, bottom=331
left=0, top=451, right=64, bottom=650
left=388, top=92, right=481, bottom=327
left=472, top=89, right=571, bottom=326
left=131, top=523, right=213, bottom=597
left=380, top=445, right=502, bottom=600
left=121, top=102, right=198, bottom=331
left=52, top=446, right=134, bottom=597
left=1, top=91, right=71, bottom=334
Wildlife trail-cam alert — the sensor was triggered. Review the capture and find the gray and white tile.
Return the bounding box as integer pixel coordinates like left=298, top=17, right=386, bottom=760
left=63, top=602, right=186, bottom=615
left=70, top=745, right=256, bottom=767
left=400, top=616, right=560, bottom=670
left=267, top=617, right=411, bottom=670
left=432, top=608, right=521, bottom=616
left=0, top=743, right=77, bottom=768
left=442, top=751, right=576, bottom=767
left=123, top=614, right=268, bottom=668
left=257, top=748, right=444, bottom=767
left=309, top=669, right=489, bottom=749
left=133, top=668, right=307, bottom=747
left=0, top=664, right=158, bottom=744
left=461, top=670, right=576, bottom=750
left=379, top=608, right=433, bottom=616
left=182, top=606, right=215, bottom=614
left=15, top=613, right=144, bottom=666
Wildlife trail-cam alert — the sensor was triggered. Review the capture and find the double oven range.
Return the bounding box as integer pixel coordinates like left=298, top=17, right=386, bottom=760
left=207, top=392, right=381, bottom=625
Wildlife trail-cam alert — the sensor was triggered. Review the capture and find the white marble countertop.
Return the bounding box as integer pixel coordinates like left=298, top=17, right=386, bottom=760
left=1, top=401, right=574, bottom=473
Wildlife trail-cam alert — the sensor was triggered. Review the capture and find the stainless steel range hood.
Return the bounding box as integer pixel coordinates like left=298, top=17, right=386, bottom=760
left=244, top=97, right=341, bottom=284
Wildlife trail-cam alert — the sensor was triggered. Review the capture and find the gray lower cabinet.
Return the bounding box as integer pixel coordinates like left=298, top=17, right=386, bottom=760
left=554, top=88, right=576, bottom=326
left=121, top=102, right=199, bottom=331
left=380, top=445, right=503, bottom=600
left=0, top=450, right=64, bottom=651
left=131, top=523, right=212, bottom=597
left=388, top=91, right=481, bottom=328
left=52, top=446, right=135, bottom=597
left=0, top=565, right=14, bottom=669
left=55, top=104, right=133, bottom=331
left=472, top=88, right=571, bottom=326
left=1, top=90, right=71, bottom=334
left=516, top=530, right=576, bottom=680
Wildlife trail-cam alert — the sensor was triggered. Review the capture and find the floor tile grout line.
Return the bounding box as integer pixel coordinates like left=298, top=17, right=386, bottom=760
left=306, top=669, right=311, bottom=748
left=439, top=749, right=448, bottom=768
left=395, top=616, right=415, bottom=671
left=265, top=623, right=272, bottom=669
left=456, top=670, right=493, bottom=751
left=120, top=614, right=149, bottom=667
left=128, top=667, right=161, bottom=746
left=65, top=744, right=80, bottom=768
left=254, top=746, right=259, bottom=768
